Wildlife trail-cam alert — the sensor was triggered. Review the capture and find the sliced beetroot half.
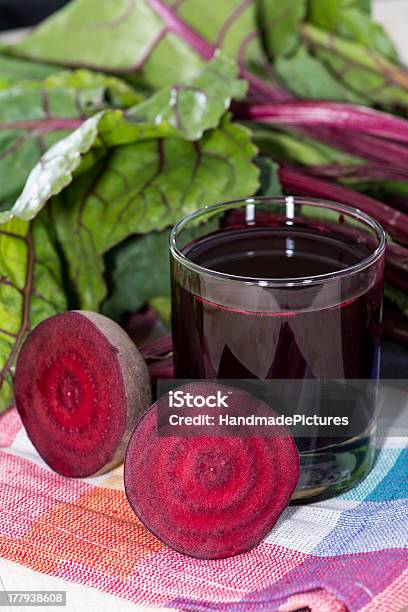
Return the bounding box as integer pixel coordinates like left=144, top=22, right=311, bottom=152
left=124, top=382, right=299, bottom=559
left=14, top=311, right=151, bottom=478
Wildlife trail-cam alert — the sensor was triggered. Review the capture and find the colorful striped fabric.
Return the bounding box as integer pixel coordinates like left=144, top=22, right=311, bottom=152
left=0, top=406, right=407, bottom=611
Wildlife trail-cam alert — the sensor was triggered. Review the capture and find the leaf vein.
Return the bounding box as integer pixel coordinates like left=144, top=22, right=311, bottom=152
left=0, top=226, right=34, bottom=388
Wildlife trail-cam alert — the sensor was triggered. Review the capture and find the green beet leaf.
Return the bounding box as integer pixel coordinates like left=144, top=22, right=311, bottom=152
left=0, top=56, right=257, bottom=406
left=8, top=0, right=269, bottom=92
left=7, top=0, right=404, bottom=113
left=103, top=230, right=171, bottom=320
left=0, top=71, right=141, bottom=216
left=150, top=296, right=171, bottom=326
left=257, top=0, right=306, bottom=58
left=274, top=45, right=366, bottom=103
left=301, top=24, right=408, bottom=110
left=103, top=160, right=280, bottom=325
left=251, top=124, right=361, bottom=166
left=10, top=0, right=204, bottom=85
left=254, top=157, right=282, bottom=197
left=0, top=216, right=66, bottom=411
left=307, top=0, right=397, bottom=59
left=0, top=112, right=104, bottom=224
left=3, top=56, right=251, bottom=223
left=42, top=69, right=143, bottom=108
left=127, top=52, right=247, bottom=140
left=316, top=48, right=408, bottom=110
left=0, top=53, right=59, bottom=88
left=50, top=114, right=258, bottom=310
left=358, top=0, right=371, bottom=13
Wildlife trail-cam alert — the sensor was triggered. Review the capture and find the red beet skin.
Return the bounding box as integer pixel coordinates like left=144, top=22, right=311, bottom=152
left=125, top=383, right=299, bottom=559
left=14, top=311, right=151, bottom=478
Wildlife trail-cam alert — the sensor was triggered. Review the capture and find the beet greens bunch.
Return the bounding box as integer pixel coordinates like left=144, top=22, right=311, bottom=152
left=0, top=0, right=407, bottom=410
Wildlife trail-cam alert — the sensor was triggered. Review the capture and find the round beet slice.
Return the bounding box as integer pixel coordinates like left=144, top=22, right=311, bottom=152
left=125, top=382, right=299, bottom=559
left=14, top=311, right=151, bottom=478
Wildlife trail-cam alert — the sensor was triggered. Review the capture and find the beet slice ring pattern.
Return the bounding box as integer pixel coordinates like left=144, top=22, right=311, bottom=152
left=14, top=311, right=151, bottom=478
left=125, top=382, right=299, bottom=559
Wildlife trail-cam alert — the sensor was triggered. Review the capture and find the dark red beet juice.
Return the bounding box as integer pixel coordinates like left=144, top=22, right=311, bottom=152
left=172, top=225, right=382, bottom=380
left=170, top=198, right=386, bottom=501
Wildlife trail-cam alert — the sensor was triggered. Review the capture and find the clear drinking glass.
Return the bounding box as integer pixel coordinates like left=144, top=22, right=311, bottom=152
left=170, top=197, right=386, bottom=502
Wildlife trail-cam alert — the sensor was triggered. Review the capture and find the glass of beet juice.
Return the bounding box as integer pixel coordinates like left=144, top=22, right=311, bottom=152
left=170, top=197, right=386, bottom=502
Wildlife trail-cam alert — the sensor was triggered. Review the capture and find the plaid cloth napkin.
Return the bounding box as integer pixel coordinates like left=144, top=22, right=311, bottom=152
left=0, top=406, right=407, bottom=611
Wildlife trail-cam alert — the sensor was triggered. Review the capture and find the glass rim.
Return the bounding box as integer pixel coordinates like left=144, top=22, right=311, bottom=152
left=170, top=196, right=387, bottom=287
